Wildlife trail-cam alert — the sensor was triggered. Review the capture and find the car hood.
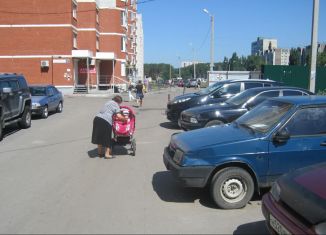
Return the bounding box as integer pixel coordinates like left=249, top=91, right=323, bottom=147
left=173, top=92, right=200, bottom=101
left=32, top=96, right=47, bottom=103
left=183, top=102, right=239, bottom=115
left=278, top=163, right=326, bottom=225
left=171, top=124, right=256, bottom=153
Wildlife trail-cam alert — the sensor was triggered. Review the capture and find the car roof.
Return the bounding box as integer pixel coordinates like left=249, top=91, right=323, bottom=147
left=243, top=86, right=312, bottom=93
left=29, top=84, right=53, bottom=87
left=0, top=73, right=24, bottom=79
left=216, top=79, right=279, bottom=84
left=270, top=95, right=326, bottom=106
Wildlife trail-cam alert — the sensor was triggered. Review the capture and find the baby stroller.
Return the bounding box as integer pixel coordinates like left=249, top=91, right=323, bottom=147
left=111, top=106, right=136, bottom=156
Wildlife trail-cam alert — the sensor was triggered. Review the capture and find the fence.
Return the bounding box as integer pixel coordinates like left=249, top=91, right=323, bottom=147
left=262, top=65, right=326, bottom=93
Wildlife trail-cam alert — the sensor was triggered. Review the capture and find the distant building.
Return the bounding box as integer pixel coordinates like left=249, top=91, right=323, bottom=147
left=181, top=61, right=200, bottom=68
left=266, top=48, right=290, bottom=65
left=251, top=37, right=277, bottom=56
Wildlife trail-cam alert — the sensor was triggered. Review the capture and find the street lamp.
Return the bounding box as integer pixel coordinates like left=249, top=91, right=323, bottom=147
left=203, top=8, right=215, bottom=72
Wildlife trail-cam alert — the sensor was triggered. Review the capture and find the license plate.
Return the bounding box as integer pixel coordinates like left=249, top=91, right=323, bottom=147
left=270, top=214, right=291, bottom=235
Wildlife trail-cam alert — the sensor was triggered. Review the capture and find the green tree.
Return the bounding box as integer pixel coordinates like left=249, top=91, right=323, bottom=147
left=317, top=51, right=326, bottom=66
left=289, top=48, right=301, bottom=65
left=245, top=55, right=265, bottom=71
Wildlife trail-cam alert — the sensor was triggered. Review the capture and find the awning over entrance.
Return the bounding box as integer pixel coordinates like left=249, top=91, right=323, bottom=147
left=96, top=52, right=116, bottom=60
left=72, top=50, right=93, bottom=58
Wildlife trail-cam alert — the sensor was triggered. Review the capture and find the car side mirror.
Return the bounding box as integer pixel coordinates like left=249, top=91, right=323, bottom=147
left=273, top=128, right=290, bottom=143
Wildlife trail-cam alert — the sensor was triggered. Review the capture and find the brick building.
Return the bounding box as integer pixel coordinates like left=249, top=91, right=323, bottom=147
left=0, top=0, right=141, bottom=94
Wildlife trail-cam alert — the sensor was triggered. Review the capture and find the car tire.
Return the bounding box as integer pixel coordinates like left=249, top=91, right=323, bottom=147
left=41, top=105, right=49, bottom=119
left=56, top=102, right=63, bottom=113
left=18, top=105, right=32, bottom=129
left=210, top=167, right=254, bottom=209
left=205, top=120, right=224, bottom=127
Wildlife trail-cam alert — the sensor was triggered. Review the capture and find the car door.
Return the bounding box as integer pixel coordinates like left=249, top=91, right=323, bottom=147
left=208, top=83, right=241, bottom=104
left=8, top=80, right=21, bottom=117
left=268, top=106, right=326, bottom=182
left=0, top=81, right=11, bottom=119
left=46, top=87, right=56, bottom=111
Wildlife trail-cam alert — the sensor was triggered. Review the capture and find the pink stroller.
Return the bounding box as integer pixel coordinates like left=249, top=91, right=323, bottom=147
left=112, top=105, right=136, bottom=156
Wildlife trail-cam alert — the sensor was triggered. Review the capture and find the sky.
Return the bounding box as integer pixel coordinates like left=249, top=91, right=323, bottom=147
left=137, top=0, right=326, bottom=67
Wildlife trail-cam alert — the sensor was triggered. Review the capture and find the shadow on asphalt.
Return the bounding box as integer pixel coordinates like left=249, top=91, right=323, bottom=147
left=233, top=220, right=269, bottom=235
left=159, top=122, right=180, bottom=130
left=2, top=124, right=21, bottom=140
left=87, top=148, right=100, bottom=158
left=152, top=171, right=217, bottom=209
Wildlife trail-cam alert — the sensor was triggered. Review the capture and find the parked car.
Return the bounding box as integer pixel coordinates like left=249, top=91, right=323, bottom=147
left=163, top=96, right=326, bottom=209
left=177, top=80, right=185, bottom=87
left=180, top=86, right=313, bottom=130
left=30, top=85, right=64, bottom=118
left=0, top=73, right=32, bottom=141
left=262, top=162, right=326, bottom=235
left=186, top=79, right=198, bottom=88
left=166, top=79, right=282, bottom=124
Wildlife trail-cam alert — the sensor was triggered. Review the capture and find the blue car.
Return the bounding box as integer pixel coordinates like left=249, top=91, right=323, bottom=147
left=30, top=85, right=64, bottom=118
left=163, top=96, right=326, bottom=209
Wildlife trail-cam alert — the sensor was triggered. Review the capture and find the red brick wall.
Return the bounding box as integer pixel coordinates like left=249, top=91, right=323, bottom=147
left=0, top=58, right=74, bottom=86
left=77, top=2, right=98, bottom=29
left=77, top=31, right=97, bottom=52
left=0, top=0, right=74, bottom=25
left=0, top=28, right=73, bottom=55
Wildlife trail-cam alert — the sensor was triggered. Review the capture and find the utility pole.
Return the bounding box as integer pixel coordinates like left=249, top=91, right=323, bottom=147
left=309, top=0, right=319, bottom=93
left=193, top=48, right=196, bottom=80
left=203, top=9, right=215, bottom=72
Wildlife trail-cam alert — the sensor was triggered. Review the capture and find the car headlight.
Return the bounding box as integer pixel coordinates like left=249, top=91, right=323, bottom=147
left=315, top=222, right=326, bottom=235
left=200, top=96, right=208, bottom=103
left=190, top=117, right=198, bottom=123
left=270, top=182, right=281, bottom=202
left=173, top=98, right=191, bottom=104
left=32, top=103, right=41, bottom=108
left=173, top=149, right=184, bottom=164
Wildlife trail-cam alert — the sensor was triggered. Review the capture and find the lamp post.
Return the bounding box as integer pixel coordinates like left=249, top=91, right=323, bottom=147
left=203, top=8, right=215, bottom=72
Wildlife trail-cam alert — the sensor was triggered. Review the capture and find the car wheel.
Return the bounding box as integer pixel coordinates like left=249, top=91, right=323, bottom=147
left=56, top=102, right=63, bottom=113
left=41, top=105, right=49, bottom=119
left=18, top=105, right=32, bottom=129
left=205, top=120, right=224, bottom=127
left=210, top=167, right=254, bottom=209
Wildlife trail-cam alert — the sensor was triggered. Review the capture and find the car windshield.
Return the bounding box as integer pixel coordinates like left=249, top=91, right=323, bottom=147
left=196, top=81, right=225, bottom=95
left=235, top=99, right=293, bottom=133
left=30, top=87, right=46, bottom=96
left=225, top=89, right=258, bottom=106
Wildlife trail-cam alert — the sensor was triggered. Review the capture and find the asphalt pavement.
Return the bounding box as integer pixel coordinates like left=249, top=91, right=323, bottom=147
left=0, top=87, right=269, bottom=234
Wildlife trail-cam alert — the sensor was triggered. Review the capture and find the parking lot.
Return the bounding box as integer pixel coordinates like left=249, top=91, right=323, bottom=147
left=0, top=87, right=268, bottom=234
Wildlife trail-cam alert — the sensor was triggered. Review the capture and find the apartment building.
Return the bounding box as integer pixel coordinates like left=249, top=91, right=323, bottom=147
left=251, top=37, right=277, bottom=56
left=0, top=0, right=141, bottom=94
left=265, top=48, right=290, bottom=66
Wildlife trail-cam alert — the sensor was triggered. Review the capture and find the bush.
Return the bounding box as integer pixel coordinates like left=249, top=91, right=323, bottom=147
left=317, top=89, right=326, bottom=95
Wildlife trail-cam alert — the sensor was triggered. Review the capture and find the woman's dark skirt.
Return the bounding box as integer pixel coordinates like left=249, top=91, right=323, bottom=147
left=91, top=116, right=112, bottom=147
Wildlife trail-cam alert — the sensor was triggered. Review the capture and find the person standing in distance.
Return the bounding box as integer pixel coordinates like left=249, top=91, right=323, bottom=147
left=91, top=95, right=127, bottom=159
left=135, top=80, right=144, bottom=107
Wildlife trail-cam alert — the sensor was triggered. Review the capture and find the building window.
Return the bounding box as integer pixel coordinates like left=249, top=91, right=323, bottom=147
left=73, top=3, right=77, bottom=19
left=73, top=32, right=77, bottom=48
left=121, top=36, right=126, bottom=52
left=96, top=36, right=99, bottom=50
left=96, top=10, right=99, bottom=24
left=121, top=62, right=126, bottom=77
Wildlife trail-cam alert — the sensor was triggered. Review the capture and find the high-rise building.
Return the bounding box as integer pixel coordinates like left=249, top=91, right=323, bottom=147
left=0, top=0, right=141, bottom=94
left=266, top=48, right=290, bottom=65
left=251, top=37, right=277, bottom=56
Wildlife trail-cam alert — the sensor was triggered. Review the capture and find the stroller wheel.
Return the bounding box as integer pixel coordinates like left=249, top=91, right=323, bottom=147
left=131, top=138, right=136, bottom=156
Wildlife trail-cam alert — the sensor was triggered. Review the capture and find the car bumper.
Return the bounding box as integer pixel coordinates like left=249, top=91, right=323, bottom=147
left=165, top=109, right=180, bottom=122
left=31, top=107, right=43, bottom=115
left=179, top=119, right=205, bottom=131
left=163, top=147, right=214, bottom=187
left=261, top=193, right=315, bottom=235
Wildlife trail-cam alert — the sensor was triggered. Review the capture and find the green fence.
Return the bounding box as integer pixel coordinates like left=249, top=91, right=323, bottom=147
left=262, top=65, right=326, bottom=93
